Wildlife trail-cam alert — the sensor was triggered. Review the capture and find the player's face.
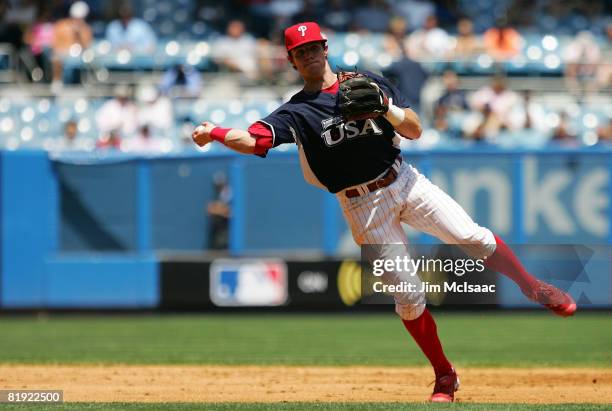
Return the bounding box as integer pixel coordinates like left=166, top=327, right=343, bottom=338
left=290, top=42, right=327, bottom=78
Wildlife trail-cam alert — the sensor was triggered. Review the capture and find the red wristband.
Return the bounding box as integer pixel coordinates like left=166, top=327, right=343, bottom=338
left=210, top=127, right=231, bottom=143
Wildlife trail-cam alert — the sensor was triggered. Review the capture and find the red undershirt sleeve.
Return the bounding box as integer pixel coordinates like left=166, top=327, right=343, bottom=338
left=247, top=121, right=274, bottom=156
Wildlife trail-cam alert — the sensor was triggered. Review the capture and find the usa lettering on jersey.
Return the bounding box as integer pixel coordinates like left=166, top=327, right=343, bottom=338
left=321, top=116, right=383, bottom=147
left=257, top=71, right=407, bottom=192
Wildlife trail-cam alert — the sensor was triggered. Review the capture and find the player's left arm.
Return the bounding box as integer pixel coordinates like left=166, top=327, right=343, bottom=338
left=372, top=72, right=422, bottom=140
left=384, top=104, right=422, bottom=140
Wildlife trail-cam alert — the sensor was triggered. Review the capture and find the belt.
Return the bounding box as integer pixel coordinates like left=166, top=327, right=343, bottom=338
left=344, top=157, right=402, bottom=198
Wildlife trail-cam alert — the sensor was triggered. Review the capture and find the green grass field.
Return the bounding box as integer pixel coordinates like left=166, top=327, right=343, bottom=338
left=0, top=312, right=610, bottom=366
left=0, top=312, right=610, bottom=410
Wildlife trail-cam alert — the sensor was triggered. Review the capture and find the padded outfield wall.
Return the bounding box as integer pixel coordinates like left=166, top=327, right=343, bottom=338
left=1, top=148, right=610, bottom=309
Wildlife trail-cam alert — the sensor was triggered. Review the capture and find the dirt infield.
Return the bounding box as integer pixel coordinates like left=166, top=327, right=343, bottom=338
left=1, top=365, right=611, bottom=403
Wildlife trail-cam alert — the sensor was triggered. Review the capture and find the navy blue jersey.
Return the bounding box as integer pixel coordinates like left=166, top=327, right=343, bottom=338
left=258, top=71, right=409, bottom=193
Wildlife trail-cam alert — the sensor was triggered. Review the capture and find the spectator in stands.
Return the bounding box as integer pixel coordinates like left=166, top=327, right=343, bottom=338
left=268, top=0, right=304, bottom=31
left=433, top=70, right=468, bottom=138
left=23, top=5, right=54, bottom=82
left=432, top=105, right=450, bottom=135
left=121, top=124, right=167, bottom=153
left=436, top=70, right=468, bottom=112
left=95, top=85, right=138, bottom=140
left=159, top=63, right=202, bottom=97
left=551, top=112, right=578, bottom=145
left=0, top=0, right=25, bottom=52
left=463, top=103, right=502, bottom=142
left=388, top=0, right=435, bottom=34
left=520, top=90, right=547, bottom=133
left=96, top=129, right=121, bottom=150
left=212, top=19, right=259, bottom=80
left=470, top=74, right=522, bottom=130
left=382, top=21, right=428, bottom=111
left=483, top=18, right=522, bottom=61
left=595, top=23, right=612, bottom=92
left=179, top=116, right=198, bottom=149
left=563, top=30, right=602, bottom=97
left=596, top=119, right=612, bottom=142
left=52, top=119, right=90, bottom=151
left=453, top=18, right=483, bottom=59
left=136, top=84, right=174, bottom=137
left=380, top=18, right=429, bottom=111
left=383, top=16, right=409, bottom=60
left=105, top=4, right=156, bottom=53
left=407, top=14, right=451, bottom=60
left=51, top=1, right=92, bottom=90
left=207, top=171, right=232, bottom=250
left=63, top=119, right=78, bottom=141
left=352, top=0, right=391, bottom=33
left=522, top=91, right=533, bottom=130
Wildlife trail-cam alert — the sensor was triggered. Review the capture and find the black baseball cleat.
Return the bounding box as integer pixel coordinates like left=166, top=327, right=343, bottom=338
left=524, top=280, right=577, bottom=317
left=430, top=367, right=460, bottom=403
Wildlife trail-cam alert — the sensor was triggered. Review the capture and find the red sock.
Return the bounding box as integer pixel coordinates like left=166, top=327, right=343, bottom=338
left=484, top=235, right=539, bottom=293
left=402, top=309, right=452, bottom=375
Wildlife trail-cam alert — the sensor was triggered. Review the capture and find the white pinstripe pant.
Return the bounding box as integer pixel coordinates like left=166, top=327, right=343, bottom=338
left=336, top=160, right=496, bottom=320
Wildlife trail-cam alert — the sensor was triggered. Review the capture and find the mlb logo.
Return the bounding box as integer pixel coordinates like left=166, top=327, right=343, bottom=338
left=210, top=259, right=288, bottom=306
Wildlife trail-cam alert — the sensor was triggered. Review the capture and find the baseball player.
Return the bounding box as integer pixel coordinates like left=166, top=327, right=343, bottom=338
left=192, top=22, right=576, bottom=402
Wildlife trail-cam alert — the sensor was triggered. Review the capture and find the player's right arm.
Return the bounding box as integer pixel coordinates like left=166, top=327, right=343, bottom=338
left=193, top=110, right=292, bottom=156
left=192, top=121, right=258, bottom=155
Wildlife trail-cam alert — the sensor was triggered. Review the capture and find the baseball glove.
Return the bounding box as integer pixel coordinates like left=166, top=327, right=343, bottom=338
left=337, top=71, right=389, bottom=122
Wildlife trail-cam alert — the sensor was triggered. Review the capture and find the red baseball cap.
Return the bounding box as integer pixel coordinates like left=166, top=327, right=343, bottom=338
left=284, top=22, right=326, bottom=52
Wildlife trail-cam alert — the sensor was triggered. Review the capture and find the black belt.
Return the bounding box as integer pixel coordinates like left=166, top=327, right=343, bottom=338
left=344, top=157, right=402, bottom=198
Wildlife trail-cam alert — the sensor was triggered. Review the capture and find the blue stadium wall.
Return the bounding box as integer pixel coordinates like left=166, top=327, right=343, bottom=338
left=1, top=148, right=611, bottom=309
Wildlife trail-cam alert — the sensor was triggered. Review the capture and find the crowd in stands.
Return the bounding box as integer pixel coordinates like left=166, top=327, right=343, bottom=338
left=0, top=0, right=610, bottom=152
left=431, top=71, right=612, bottom=146
left=75, top=83, right=174, bottom=152
left=2, top=0, right=610, bottom=83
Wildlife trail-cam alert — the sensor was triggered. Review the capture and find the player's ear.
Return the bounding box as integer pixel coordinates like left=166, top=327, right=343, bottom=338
left=287, top=53, right=297, bottom=71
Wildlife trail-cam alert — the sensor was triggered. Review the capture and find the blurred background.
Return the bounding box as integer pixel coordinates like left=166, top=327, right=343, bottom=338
left=0, top=0, right=611, bottom=312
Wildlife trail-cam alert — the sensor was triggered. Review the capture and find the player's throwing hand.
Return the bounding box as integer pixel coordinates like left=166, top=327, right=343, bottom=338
left=192, top=121, right=215, bottom=147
